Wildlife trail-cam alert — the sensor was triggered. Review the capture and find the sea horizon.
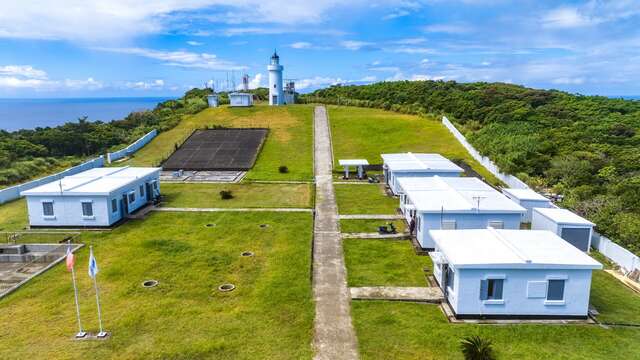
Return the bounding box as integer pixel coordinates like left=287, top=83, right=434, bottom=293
left=0, top=97, right=174, bottom=132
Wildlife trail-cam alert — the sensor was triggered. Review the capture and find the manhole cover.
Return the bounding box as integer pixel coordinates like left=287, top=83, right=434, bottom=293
left=205, top=223, right=216, bottom=228
left=259, top=224, right=269, bottom=229
left=218, top=283, right=236, bottom=292
left=241, top=251, right=254, bottom=257
left=142, top=280, right=159, bottom=288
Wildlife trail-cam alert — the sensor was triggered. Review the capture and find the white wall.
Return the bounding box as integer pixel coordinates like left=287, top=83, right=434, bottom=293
left=503, top=195, right=553, bottom=223
left=107, top=129, right=157, bottom=163
left=447, top=267, right=593, bottom=317
left=418, top=212, right=522, bottom=248
left=592, top=232, right=640, bottom=273
left=441, top=116, right=529, bottom=189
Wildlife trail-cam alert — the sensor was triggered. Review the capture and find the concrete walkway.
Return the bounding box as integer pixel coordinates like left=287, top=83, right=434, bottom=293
left=339, top=214, right=404, bottom=220
left=153, top=207, right=312, bottom=212
left=312, top=106, right=359, bottom=360
left=350, top=286, right=443, bottom=303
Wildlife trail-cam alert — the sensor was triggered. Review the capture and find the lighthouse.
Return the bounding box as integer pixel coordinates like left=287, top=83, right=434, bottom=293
left=268, top=50, right=284, bottom=106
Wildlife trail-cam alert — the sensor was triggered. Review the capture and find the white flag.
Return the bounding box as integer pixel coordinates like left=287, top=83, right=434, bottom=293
left=88, top=247, right=99, bottom=278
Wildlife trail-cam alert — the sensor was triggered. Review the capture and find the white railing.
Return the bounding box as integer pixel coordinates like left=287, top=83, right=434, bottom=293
left=0, top=156, right=104, bottom=204
left=107, top=129, right=157, bottom=163
left=441, top=116, right=529, bottom=189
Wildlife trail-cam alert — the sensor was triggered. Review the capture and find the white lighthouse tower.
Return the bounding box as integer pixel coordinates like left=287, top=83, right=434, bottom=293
left=268, top=50, right=284, bottom=106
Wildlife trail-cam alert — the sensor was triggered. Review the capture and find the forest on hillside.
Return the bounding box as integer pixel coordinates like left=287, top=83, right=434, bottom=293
left=0, top=88, right=212, bottom=187
left=303, top=81, right=640, bottom=254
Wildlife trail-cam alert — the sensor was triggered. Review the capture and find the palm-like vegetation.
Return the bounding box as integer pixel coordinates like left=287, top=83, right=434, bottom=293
left=460, top=335, right=496, bottom=360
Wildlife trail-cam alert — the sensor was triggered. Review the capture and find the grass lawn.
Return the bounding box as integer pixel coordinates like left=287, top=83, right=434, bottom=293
left=344, top=239, right=431, bottom=287
left=0, top=198, right=28, bottom=231
left=123, top=104, right=314, bottom=181
left=334, top=184, right=398, bottom=214
left=340, top=219, right=406, bottom=234
left=0, top=211, right=314, bottom=359
left=327, top=106, right=501, bottom=185
left=352, top=301, right=640, bottom=360
left=161, top=182, right=313, bottom=209
left=590, top=270, right=640, bottom=324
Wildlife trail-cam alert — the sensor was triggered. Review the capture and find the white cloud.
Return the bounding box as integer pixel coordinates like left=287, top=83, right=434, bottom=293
left=0, top=65, right=47, bottom=79
left=422, top=23, right=473, bottom=34
left=187, top=41, right=204, bottom=46
left=394, top=37, right=426, bottom=45
left=391, top=46, right=435, bottom=54
left=290, top=41, right=313, bottom=49
left=541, top=7, right=591, bottom=29
left=382, top=9, right=410, bottom=20
left=125, top=79, right=165, bottom=90
left=368, top=66, right=400, bottom=72
left=340, top=40, right=374, bottom=51
left=94, top=47, right=245, bottom=70
left=296, top=75, right=376, bottom=90
left=481, top=61, right=491, bottom=66
left=64, top=77, right=104, bottom=90
left=248, top=73, right=264, bottom=89
left=552, top=77, right=586, bottom=85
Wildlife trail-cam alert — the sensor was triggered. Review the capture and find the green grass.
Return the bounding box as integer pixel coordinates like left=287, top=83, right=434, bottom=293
left=123, top=104, right=314, bottom=181
left=0, top=212, right=314, bottom=359
left=161, top=182, right=313, bottom=208
left=340, top=219, right=406, bottom=234
left=590, top=270, right=640, bottom=324
left=327, top=106, right=501, bottom=185
left=352, top=301, right=640, bottom=360
left=344, top=239, right=431, bottom=287
left=0, top=198, right=28, bottom=231
left=334, top=184, right=398, bottom=214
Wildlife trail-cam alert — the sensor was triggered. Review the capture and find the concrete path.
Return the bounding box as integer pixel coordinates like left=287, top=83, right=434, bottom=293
left=312, top=106, right=359, bottom=360
left=153, top=207, right=312, bottom=212
left=350, top=286, right=443, bottom=303
left=342, top=232, right=410, bottom=240
left=339, top=214, right=404, bottom=220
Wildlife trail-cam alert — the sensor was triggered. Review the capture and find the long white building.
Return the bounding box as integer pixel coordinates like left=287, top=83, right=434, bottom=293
left=21, top=167, right=160, bottom=227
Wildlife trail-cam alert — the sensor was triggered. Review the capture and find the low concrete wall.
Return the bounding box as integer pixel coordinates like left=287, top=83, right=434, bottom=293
left=592, top=232, right=640, bottom=273
left=107, top=129, right=157, bottom=163
left=0, top=156, right=104, bottom=205
left=441, top=116, right=529, bottom=189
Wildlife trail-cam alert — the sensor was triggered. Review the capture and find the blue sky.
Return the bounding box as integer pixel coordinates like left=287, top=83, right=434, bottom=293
left=1, top=0, right=639, bottom=97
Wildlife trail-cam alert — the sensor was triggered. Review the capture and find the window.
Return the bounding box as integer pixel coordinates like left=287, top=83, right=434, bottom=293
left=480, top=279, right=504, bottom=300
left=81, top=202, right=93, bottom=217
left=111, top=199, right=118, bottom=213
left=42, top=202, right=54, bottom=216
left=128, top=192, right=135, bottom=204
left=153, top=181, right=158, bottom=190
left=441, top=220, right=456, bottom=230
left=446, top=267, right=455, bottom=290
left=488, top=220, right=504, bottom=229
left=547, top=280, right=565, bottom=301
left=139, top=185, right=144, bottom=197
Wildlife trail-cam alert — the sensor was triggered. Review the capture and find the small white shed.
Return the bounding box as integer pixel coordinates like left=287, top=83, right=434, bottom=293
left=531, top=208, right=595, bottom=252
left=207, top=94, right=219, bottom=107
left=229, top=92, right=253, bottom=107
left=338, top=159, right=369, bottom=179
left=502, top=188, right=553, bottom=222
left=21, top=167, right=161, bottom=228
left=381, top=153, right=463, bottom=195
left=429, top=228, right=602, bottom=319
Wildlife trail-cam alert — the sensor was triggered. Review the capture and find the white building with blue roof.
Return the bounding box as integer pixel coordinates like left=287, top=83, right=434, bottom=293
left=21, top=167, right=161, bottom=227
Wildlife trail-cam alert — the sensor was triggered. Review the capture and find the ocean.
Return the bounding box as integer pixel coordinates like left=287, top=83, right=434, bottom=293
left=0, top=97, right=173, bottom=131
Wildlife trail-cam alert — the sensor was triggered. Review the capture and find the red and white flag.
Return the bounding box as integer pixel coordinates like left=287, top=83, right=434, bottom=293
left=66, top=245, right=75, bottom=271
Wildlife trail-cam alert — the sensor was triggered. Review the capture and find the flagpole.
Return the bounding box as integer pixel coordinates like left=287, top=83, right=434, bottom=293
left=89, top=245, right=107, bottom=338
left=68, top=241, right=86, bottom=338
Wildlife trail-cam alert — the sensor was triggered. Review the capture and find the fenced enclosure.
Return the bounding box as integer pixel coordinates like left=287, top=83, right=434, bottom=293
left=0, top=231, right=83, bottom=299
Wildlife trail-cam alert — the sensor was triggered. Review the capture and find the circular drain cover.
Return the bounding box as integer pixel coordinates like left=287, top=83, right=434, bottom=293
left=218, top=283, right=236, bottom=292
left=241, top=251, right=254, bottom=257
left=142, top=280, right=159, bottom=288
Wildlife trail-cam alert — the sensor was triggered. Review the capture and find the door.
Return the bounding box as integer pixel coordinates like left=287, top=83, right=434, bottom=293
left=560, top=227, right=591, bottom=251
left=121, top=195, right=129, bottom=215
left=272, top=95, right=278, bottom=104
left=145, top=183, right=152, bottom=202
left=441, top=264, right=449, bottom=297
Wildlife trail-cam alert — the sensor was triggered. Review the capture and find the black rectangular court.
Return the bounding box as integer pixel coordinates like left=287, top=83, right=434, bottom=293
left=163, top=128, right=268, bottom=171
